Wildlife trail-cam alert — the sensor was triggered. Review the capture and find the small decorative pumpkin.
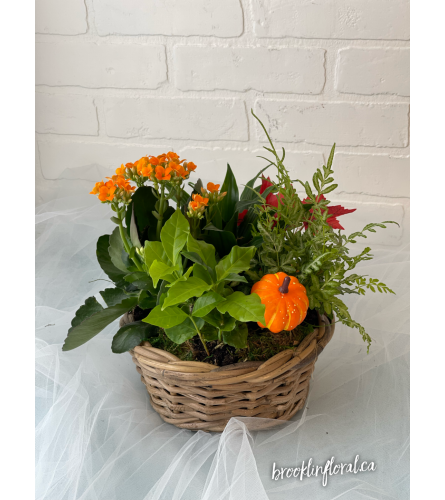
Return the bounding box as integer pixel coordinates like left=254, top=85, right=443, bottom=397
left=251, top=272, right=309, bottom=334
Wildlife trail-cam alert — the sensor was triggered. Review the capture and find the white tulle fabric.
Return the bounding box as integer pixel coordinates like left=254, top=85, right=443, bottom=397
left=36, top=195, right=409, bottom=500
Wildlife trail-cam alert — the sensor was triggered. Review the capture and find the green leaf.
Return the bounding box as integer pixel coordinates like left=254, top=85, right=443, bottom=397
left=124, top=272, right=156, bottom=294
left=129, top=203, right=142, bottom=248
left=162, top=277, right=211, bottom=309
left=70, top=296, right=104, bottom=329
left=111, top=321, right=158, bottom=353
left=149, top=260, right=179, bottom=287
left=215, top=246, right=256, bottom=281
left=192, top=292, right=225, bottom=317
left=125, top=186, right=159, bottom=236
left=144, top=240, right=168, bottom=270
left=201, top=323, right=219, bottom=341
left=166, top=265, right=194, bottom=287
left=240, top=165, right=271, bottom=201
left=322, top=184, right=338, bottom=195
left=223, top=323, right=248, bottom=348
left=217, top=292, right=265, bottom=323
left=223, top=273, right=248, bottom=283
left=219, top=164, right=239, bottom=222
left=203, top=310, right=236, bottom=331
left=327, top=143, right=336, bottom=170
left=96, top=235, right=127, bottom=286
left=193, top=263, right=213, bottom=285
left=99, top=288, right=129, bottom=307
left=109, top=227, right=129, bottom=272
left=143, top=305, right=188, bottom=329
left=138, top=292, right=157, bottom=310
left=164, top=317, right=204, bottom=344
left=186, top=234, right=216, bottom=268
left=202, top=224, right=237, bottom=257
left=156, top=280, right=168, bottom=306
left=223, top=210, right=239, bottom=235
left=160, top=209, right=190, bottom=265
left=63, top=296, right=139, bottom=351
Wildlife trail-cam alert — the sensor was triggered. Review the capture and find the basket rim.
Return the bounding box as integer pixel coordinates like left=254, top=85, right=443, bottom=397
left=124, top=312, right=335, bottom=380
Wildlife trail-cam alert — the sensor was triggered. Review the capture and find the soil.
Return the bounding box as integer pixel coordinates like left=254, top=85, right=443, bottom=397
left=133, top=306, right=322, bottom=368
left=191, top=338, right=240, bottom=367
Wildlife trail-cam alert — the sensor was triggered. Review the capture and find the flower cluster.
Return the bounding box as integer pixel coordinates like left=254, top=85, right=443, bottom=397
left=187, top=193, right=209, bottom=219
left=90, top=175, right=135, bottom=204
left=119, top=152, right=197, bottom=186
left=187, top=182, right=227, bottom=219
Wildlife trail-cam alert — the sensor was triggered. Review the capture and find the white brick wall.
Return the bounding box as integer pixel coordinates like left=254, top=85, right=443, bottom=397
left=36, top=0, right=409, bottom=247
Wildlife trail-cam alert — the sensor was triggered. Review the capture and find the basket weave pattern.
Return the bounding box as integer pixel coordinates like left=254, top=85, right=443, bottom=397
left=122, top=313, right=335, bottom=432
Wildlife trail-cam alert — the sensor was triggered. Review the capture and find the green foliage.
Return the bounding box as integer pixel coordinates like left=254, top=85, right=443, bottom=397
left=111, top=321, right=158, bottom=353
left=63, top=295, right=139, bottom=351
left=249, top=110, right=398, bottom=351
left=68, top=125, right=397, bottom=355
left=160, top=209, right=190, bottom=265
left=219, top=164, right=239, bottom=222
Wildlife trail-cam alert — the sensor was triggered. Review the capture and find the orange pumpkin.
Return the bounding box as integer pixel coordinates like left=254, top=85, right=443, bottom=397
left=251, top=272, right=309, bottom=333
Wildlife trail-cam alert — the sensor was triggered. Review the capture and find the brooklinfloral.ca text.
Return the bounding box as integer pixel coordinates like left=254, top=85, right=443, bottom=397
left=272, top=455, right=376, bottom=487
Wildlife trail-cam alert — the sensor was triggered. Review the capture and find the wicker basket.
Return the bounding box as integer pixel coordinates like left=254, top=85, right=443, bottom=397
left=121, top=312, right=335, bottom=432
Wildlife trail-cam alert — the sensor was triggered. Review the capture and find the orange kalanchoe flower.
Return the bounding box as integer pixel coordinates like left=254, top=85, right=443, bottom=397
left=155, top=165, right=173, bottom=181
left=166, top=151, right=180, bottom=161
left=188, top=193, right=209, bottom=218
left=115, top=164, right=127, bottom=176
left=141, top=165, right=153, bottom=178
left=90, top=180, right=116, bottom=202
left=206, top=182, right=220, bottom=193
left=190, top=193, right=209, bottom=209
left=186, top=162, right=197, bottom=172
left=108, top=175, right=135, bottom=193
left=170, top=162, right=188, bottom=179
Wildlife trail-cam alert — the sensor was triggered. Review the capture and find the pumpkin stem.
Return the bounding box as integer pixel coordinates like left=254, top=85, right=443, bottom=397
left=278, top=276, right=291, bottom=294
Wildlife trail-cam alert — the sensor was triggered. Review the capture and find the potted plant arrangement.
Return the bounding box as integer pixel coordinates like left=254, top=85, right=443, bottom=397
left=63, top=112, right=396, bottom=432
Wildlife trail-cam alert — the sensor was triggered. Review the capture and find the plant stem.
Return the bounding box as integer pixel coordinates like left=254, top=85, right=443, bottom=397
left=156, top=183, right=165, bottom=241
left=190, top=316, right=210, bottom=356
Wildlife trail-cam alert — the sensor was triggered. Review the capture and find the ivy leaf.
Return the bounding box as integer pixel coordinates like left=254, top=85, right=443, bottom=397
left=216, top=292, right=265, bottom=323
left=165, top=317, right=204, bottom=344
left=109, top=227, right=129, bottom=272
left=223, top=323, right=248, bottom=348
left=162, top=277, right=211, bottom=309
left=160, top=209, right=190, bottom=265
left=149, top=260, right=179, bottom=287
left=63, top=296, right=139, bottom=351
left=215, top=246, right=256, bottom=281
left=192, top=292, right=225, bottom=317
left=143, top=305, right=188, bottom=329
left=186, top=234, right=216, bottom=268
left=111, top=322, right=158, bottom=353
